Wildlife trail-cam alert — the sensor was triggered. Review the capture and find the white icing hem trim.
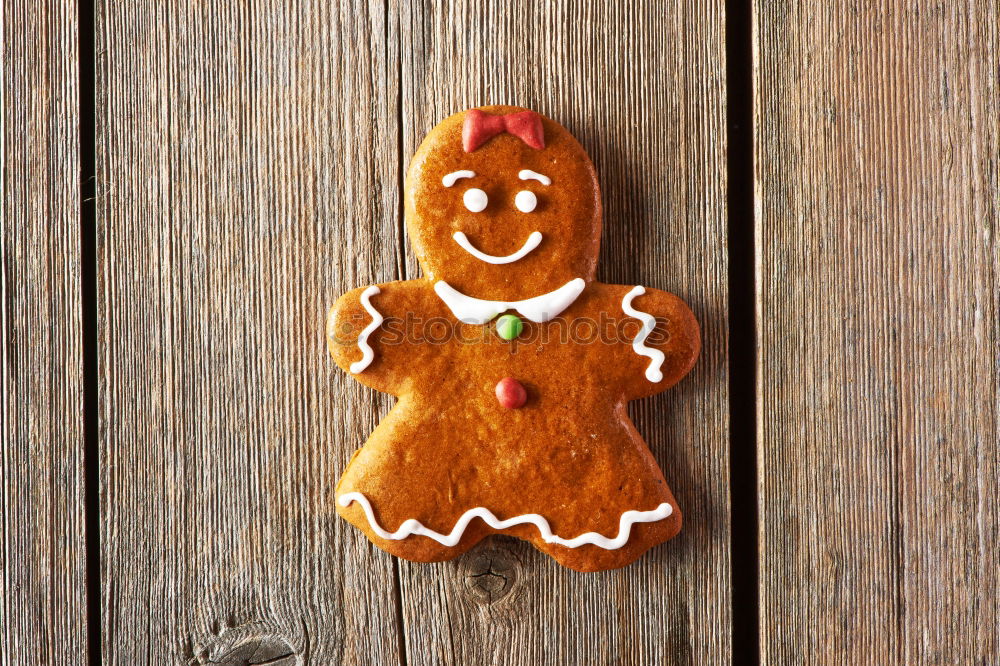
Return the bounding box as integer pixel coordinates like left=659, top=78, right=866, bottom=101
left=350, top=285, right=384, bottom=374
left=338, top=492, right=673, bottom=550
left=622, top=285, right=665, bottom=382
left=452, top=231, right=543, bottom=265
left=433, top=277, right=586, bottom=325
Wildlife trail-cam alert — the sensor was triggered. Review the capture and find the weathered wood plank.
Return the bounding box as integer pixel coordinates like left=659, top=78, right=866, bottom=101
left=1, top=0, right=87, bottom=662
left=395, top=2, right=730, bottom=664
left=97, top=2, right=404, bottom=663
left=756, top=2, right=999, bottom=663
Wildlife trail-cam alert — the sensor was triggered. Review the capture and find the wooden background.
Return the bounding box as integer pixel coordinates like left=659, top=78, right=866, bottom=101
left=2, top=1, right=996, bottom=664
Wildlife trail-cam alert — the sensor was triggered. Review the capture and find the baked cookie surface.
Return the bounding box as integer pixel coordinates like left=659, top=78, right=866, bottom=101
left=328, top=106, right=700, bottom=572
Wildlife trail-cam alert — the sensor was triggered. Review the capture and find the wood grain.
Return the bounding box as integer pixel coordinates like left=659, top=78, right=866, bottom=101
left=396, top=2, right=730, bottom=664
left=756, top=2, right=1000, bottom=663
left=96, top=2, right=404, bottom=663
left=96, top=0, right=729, bottom=662
left=1, top=0, right=87, bottom=663
left=16, top=0, right=1000, bottom=661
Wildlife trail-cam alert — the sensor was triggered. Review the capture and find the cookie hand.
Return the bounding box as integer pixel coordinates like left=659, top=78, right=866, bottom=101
left=327, top=283, right=407, bottom=395
left=616, top=285, right=701, bottom=400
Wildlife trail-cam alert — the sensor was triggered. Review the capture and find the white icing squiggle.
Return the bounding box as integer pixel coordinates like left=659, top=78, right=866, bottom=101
left=442, top=170, right=475, bottom=187
left=518, top=169, right=551, bottom=185
left=622, top=286, right=665, bottom=382
left=338, top=492, right=672, bottom=550
left=452, top=230, right=542, bottom=264
left=350, top=285, right=383, bottom=374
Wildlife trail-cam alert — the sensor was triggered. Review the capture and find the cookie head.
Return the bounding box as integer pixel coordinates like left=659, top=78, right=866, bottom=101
left=405, top=106, right=601, bottom=300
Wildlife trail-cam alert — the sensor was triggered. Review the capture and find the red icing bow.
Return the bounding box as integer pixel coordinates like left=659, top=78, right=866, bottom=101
left=462, top=109, right=545, bottom=152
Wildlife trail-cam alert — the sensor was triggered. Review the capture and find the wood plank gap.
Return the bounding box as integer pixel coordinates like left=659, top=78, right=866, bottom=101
left=726, top=0, right=759, bottom=664
left=391, top=558, right=408, bottom=666
left=393, top=0, right=407, bottom=284
left=78, top=0, right=101, bottom=662
left=388, top=3, right=410, bottom=663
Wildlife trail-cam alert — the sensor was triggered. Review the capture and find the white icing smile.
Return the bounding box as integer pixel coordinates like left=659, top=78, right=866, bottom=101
left=453, top=230, right=543, bottom=265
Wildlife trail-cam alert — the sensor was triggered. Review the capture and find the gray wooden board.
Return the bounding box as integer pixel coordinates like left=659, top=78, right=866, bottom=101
left=96, top=0, right=730, bottom=663
left=1, top=0, right=87, bottom=663
left=16, top=0, right=1000, bottom=663
left=395, top=2, right=731, bottom=664
left=97, top=2, right=403, bottom=663
left=756, top=2, right=1000, bottom=663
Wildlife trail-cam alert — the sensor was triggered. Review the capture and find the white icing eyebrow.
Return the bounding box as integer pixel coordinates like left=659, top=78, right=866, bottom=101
left=442, top=170, right=475, bottom=187
left=518, top=169, right=551, bottom=186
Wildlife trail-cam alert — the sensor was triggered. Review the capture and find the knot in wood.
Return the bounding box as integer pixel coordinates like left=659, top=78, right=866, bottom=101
left=199, top=634, right=298, bottom=666
left=462, top=541, right=520, bottom=605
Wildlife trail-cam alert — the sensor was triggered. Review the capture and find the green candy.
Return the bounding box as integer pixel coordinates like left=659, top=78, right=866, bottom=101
left=495, top=314, right=523, bottom=340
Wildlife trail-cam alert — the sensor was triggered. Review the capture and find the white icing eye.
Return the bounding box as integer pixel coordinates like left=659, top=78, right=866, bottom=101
left=514, top=190, right=537, bottom=213
left=463, top=188, right=488, bottom=212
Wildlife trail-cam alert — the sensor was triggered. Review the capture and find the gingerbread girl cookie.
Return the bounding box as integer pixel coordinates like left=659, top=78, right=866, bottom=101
left=328, top=106, right=699, bottom=572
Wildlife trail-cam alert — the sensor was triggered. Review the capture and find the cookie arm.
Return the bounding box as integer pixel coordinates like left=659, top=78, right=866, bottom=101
left=617, top=286, right=701, bottom=400
left=327, top=283, right=410, bottom=395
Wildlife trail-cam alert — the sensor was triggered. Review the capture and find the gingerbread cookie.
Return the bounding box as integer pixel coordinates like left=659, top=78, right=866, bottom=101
left=327, top=106, right=700, bottom=572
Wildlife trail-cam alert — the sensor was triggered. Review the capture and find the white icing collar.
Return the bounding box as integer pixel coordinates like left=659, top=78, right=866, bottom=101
left=434, top=278, right=586, bottom=325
